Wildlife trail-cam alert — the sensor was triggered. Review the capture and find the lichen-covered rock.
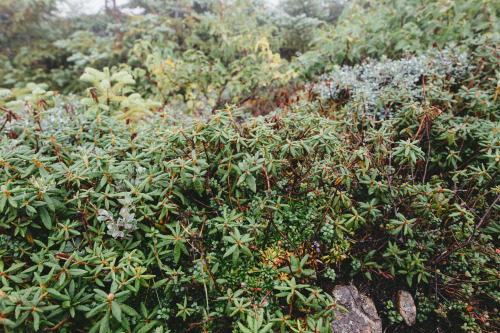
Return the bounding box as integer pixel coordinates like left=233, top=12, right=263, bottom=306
left=397, top=290, right=417, bottom=326
left=331, top=285, right=382, bottom=333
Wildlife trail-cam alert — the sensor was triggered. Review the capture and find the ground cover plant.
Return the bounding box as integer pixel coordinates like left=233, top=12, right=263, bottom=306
left=1, top=32, right=500, bottom=331
left=1, top=0, right=500, bottom=332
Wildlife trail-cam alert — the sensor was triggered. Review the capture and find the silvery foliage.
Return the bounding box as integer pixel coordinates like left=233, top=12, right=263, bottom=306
left=97, top=197, right=137, bottom=239
left=37, top=97, right=82, bottom=133
left=0, top=89, right=12, bottom=101
left=3, top=93, right=82, bottom=135
left=314, top=48, right=469, bottom=118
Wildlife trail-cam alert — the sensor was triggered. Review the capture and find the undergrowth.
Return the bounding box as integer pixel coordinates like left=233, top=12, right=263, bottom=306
left=0, top=34, right=499, bottom=332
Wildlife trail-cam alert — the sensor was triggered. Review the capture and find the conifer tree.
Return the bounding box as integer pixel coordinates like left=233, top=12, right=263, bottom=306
left=80, top=67, right=161, bottom=120
left=277, top=0, right=346, bottom=23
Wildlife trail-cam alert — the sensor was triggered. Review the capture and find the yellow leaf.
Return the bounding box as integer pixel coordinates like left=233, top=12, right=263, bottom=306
left=165, top=60, right=175, bottom=68
left=25, top=230, right=34, bottom=245
left=196, top=121, right=204, bottom=132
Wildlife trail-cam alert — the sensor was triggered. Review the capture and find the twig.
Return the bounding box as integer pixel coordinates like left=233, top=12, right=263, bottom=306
left=431, top=193, right=500, bottom=265
left=43, top=318, right=69, bottom=331
left=269, top=217, right=302, bottom=260
left=422, top=117, right=431, bottom=185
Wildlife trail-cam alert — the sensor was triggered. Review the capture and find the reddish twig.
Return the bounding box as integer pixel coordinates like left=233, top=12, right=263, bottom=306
left=43, top=318, right=69, bottom=331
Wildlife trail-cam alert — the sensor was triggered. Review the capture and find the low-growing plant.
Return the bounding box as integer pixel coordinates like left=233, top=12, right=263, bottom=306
left=0, top=29, right=499, bottom=333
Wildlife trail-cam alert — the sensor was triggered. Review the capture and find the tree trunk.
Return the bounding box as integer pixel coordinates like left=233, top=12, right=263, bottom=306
left=112, top=0, right=121, bottom=24
left=174, top=0, right=179, bottom=18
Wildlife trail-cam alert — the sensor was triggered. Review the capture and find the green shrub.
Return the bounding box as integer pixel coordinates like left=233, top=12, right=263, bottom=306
left=1, top=33, right=499, bottom=331
left=298, top=0, right=499, bottom=77
left=0, top=1, right=499, bottom=331
left=0, top=104, right=354, bottom=332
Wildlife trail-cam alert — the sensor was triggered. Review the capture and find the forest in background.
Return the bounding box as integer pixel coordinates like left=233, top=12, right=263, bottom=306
left=0, top=0, right=346, bottom=116
left=0, top=0, right=499, bottom=332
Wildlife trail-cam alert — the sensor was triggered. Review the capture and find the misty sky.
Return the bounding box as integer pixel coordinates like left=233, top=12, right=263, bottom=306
left=60, top=0, right=278, bottom=15
left=59, top=0, right=129, bottom=14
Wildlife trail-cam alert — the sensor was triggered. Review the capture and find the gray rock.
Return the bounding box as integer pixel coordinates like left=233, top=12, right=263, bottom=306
left=397, top=290, right=416, bottom=326
left=331, top=285, right=382, bottom=333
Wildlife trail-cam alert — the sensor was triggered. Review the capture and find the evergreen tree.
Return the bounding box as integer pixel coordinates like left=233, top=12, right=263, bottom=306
left=0, top=0, right=69, bottom=89
left=124, top=0, right=192, bottom=16
left=277, top=0, right=347, bottom=23
left=0, top=0, right=60, bottom=55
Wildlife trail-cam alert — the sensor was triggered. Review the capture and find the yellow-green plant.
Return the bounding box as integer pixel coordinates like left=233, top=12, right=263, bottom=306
left=80, top=67, right=161, bottom=120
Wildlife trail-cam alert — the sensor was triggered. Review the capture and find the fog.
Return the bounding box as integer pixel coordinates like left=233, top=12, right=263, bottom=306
left=58, top=0, right=142, bottom=15
left=59, top=0, right=279, bottom=15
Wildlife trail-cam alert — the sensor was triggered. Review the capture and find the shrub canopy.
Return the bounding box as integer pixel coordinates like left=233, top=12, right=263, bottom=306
left=0, top=0, right=499, bottom=332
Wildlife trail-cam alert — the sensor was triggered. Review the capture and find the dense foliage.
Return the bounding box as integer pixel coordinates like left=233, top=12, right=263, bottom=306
left=299, top=0, right=499, bottom=77
left=0, top=0, right=499, bottom=332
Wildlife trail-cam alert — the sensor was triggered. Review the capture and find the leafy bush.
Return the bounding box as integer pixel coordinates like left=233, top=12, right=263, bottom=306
left=1, top=0, right=500, bottom=332
left=0, top=102, right=351, bottom=332
left=79, top=67, right=161, bottom=120
left=312, top=48, right=469, bottom=117
left=2, top=0, right=297, bottom=117
left=298, top=0, right=499, bottom=77
left=1, top=32, right=499, bottom=331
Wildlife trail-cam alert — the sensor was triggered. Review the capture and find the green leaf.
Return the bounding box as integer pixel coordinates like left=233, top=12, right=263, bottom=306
left=99, top=311, right=109, bottom=333
left=194, top=179, right=203, bottom=193
left=86, top=303, right=107, bottom=318
left=223, top=244, right=238, bottom=258
left=33, top=312, right=40, bottom=331
left=94, top=289, right=109, bottom=299
left=138, top=322, right=157, bottom=333
left=8, top=195, right=17, bottom=208
left=100, top=175, right=107, bottom=189
left=5, top=262, right=26, bottom=272
left=0, top=317, right=14, bottom=326
left=21, top=165, right=35, bottom=178
left=14, top=311, right=30, bottom=328
left=246, top=174, right=256, bottom=192
left=68, top=268, right=88, bottom=276
left=240, top=245, right=252, bottom=258
left=39, top=207, right=52, bottom=229
left=47, top=288, right=71, bottom=301
left=120, top=304, right=139, bottom=317
left=237, top=174, right=246, bottom=186
left=260, top=323, right=274, bottom=333
left=290, top=254, right=298, bottom=267
left=237, top=322, right=253, bottom=333
left=43, top=194, right=55, bottom=212
left=391, top=225, right=403, bottom=235
left=111, top=301, right=122, bottom=323
left=152, top=278, right=169, bottom=289
left=232, top=246, right=240, bottom=265
left=0, top=195, right=6, bottom=212
left=140, top=302, right=148, bottom=318
left=407, top=275, right=413, bottom=287
left=222, top=235, right=236, bottom=243
left=8, top=275, right=24, bottom=283
left=174, top=242, right=181, bottom=264
left=122, top=316, right=131, bottom=331
left=69, top=280, right=75, bottom=298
